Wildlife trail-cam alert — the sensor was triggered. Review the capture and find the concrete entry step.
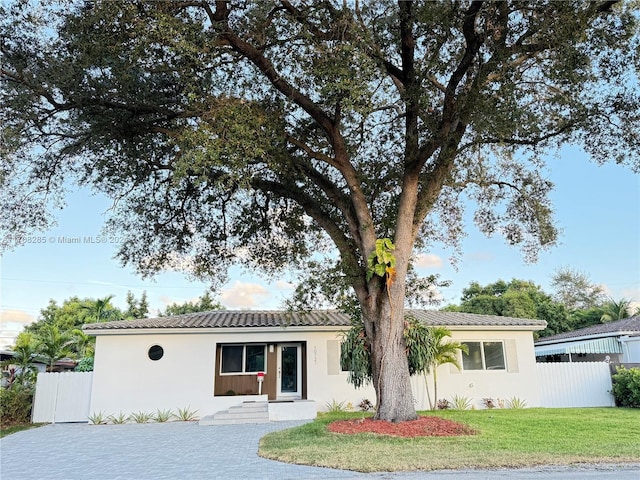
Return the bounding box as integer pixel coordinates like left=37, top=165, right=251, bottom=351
left=199, top=401, right=270, bottom=426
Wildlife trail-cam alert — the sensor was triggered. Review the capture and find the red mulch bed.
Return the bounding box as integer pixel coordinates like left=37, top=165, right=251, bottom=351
left=327, top=415, right=476, bottom=438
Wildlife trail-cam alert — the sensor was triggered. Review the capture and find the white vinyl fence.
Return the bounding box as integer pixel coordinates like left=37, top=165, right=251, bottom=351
left=32, top=372, right=93, bottom=423
left=536, top=362, right=614, bottom=408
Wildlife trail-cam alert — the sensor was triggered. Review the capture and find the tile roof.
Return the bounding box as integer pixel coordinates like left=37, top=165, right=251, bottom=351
left=83, top=309, right=546, bottom=332
left=406, top=310, right=546, bottom=328
left=535, top=316, right=640, bottom=344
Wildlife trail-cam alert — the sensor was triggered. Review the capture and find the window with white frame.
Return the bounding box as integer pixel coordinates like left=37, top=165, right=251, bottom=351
left=461, top=341, right=506, bottom=371
left=220, top=344, right=266, bottom=374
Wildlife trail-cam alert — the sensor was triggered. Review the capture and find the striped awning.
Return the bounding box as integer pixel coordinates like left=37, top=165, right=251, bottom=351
left=535, top=337, right=622, bottom=357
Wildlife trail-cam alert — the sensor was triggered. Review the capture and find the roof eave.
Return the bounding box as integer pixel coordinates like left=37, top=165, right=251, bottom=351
left=83, top=325, right=350, bottom=336
left=535, top=330, right=638, bottom=346
left=450, top=324, right=546, bottom=332
left=84, top=323, right=544, bottom=336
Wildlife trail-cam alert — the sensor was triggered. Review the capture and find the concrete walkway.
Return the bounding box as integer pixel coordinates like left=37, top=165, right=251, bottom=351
left=1, top=421, right=639, bottom=480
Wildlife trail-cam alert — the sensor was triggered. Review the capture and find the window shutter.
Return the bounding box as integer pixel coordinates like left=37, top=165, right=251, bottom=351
left=505, top=339, right=519, bottom=373
left=327, top=340, right=341, bottom=375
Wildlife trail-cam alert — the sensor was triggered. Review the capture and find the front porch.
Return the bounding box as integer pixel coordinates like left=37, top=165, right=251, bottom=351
left=214, top=342, right=307, bottom=400
left=199, top=399, right=317, bottom=425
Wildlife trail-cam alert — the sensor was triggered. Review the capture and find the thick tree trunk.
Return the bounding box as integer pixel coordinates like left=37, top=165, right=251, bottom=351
left=362, top=287, right=418, bottom=423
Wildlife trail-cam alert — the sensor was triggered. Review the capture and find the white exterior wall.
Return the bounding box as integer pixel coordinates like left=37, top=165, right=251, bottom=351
left=89, top=328, right=376, bottom=418
left=89, top=326, right=539, bottom=417
left=410, top=329, right=542, bottom=410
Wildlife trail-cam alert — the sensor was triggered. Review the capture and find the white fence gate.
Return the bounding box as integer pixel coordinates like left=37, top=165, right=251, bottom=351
left=536, top=362, right=614, bottom=408
left=32, top=372, right=93, bottom=423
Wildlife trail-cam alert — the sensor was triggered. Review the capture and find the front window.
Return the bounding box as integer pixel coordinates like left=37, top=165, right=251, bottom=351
left=245, top=345, right=265, bottom=372
left=461, top=341, right=505, bottom=371
left=220, top=344, right=266, bottom=374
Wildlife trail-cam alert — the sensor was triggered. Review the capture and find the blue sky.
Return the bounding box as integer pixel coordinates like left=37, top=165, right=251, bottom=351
left=1, top=146, right=638, bottom=348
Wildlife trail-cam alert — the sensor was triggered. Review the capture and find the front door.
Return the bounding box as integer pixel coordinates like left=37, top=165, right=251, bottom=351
left=277, top=344, right=302, bottom=399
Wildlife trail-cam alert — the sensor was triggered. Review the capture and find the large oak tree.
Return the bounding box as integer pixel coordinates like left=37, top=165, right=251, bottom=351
left=1, top=0, right=638, bottom=421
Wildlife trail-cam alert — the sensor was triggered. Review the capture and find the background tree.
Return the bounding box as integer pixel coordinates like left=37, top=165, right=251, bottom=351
left=25, top=295, right=133, bottom=334
left=23, top=295, right=129, bottom=361
left=81, top=295, right=120, bottom=323
left=550, top=267, right=607, bottom=311
left=26, top=297, right=93, bottom=334
left=445, top=279, right=563, bottom=318
left=160, top=292, right=224, bottom=316
left=443, top=278, right=639, bottom=337
left=2, top=1, right=638, bottom=421
left=444, top=279, right=571, bottom=337
left=123, top=291, right=149, bottom=320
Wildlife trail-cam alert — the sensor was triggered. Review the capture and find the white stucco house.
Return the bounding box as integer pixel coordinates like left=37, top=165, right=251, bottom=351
left=535, top=316, right=640, bottom=363
left=83, top=310, right=546, bottom=421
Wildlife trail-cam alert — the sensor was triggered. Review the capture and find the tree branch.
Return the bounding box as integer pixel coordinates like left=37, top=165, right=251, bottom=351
left=251, top=178, right=362, bottom=280
left=212, top=3, right=377, bottom=257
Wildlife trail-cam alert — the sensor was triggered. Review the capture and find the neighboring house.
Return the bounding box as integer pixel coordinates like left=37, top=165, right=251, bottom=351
left=1, top=350, right=76, bottom=387
left=0, top=350, right=76, bottom=374
left=535, top=316, right=640, bottom=363
left=83, top=310, right=546, bottom=420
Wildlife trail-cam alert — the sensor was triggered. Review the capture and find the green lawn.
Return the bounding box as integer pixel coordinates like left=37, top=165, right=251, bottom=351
left=0, top=423, right=44, bottom=438
left=259, top=408, right=640, bottom=472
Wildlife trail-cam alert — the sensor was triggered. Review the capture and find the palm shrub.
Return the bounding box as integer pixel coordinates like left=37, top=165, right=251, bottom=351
left=600, top=298, right=633, bottom=323
left=416, top=326, right=468, bottom=410
left=36, top=324, right=73, bottom=371
left=5, top=335, right=39, bottom=387
left=611, top=367, right=640, bottom=408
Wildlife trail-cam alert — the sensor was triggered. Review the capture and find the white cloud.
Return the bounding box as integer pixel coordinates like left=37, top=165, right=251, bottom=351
left=620, top=287, right=640, bottom=315
left=0, top=309, right=36, bottom=349
left=158, top=295, right=201, bottom=307
left=620, top=287, right=640, bottom=302
left=275, top=280, right=295, bottom=290
left=220, top=281, right=270, bottom=309
left=415, top=253, right=443, bottom=269
left=158, top=295, right=177, bottom=307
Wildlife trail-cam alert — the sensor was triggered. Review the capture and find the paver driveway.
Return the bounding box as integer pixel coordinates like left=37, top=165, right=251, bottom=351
left=1, top=421, right=639, bottom=480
